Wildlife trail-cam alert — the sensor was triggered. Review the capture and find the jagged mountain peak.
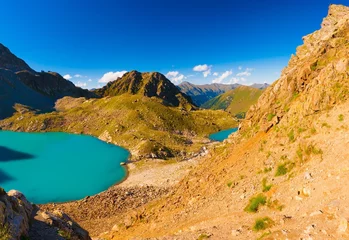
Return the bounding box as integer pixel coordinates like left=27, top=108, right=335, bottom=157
left=0, top=43, right=34, bottom=73
left=94, top=70, right=195, bottom=108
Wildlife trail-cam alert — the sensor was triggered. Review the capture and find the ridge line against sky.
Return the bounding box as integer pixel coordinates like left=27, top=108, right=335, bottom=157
left=0, top=0, right=345, bottom=89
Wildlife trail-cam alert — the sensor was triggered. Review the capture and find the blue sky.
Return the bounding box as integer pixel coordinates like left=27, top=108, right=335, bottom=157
left=0, top=0, right=345, bottom=89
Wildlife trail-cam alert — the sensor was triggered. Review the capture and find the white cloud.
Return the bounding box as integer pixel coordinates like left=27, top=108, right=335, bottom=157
left=193, top=64, right=213, bottom=78
left=238, top=66, right=242, bottom=70
left=165, top=71, right=179, bottom=78
left=171, top=75, right=185, bottom=83
left=63, top=74, right=72, bottom=80
left=88, top=79, right=92, bottom=82
left=98, top=71, right=127, bottom=83
left=213, top=72, right=219, bottom=76
left=74, top=74, right=83, bottom=78
left=236, top=68, right=253, bottom=77
left=166, top=71, right=185, bottom=83
left=212, top=70, right=233, bottom=83
left=193, top=64, right=210, bottom=72
left=203, top=69, right=211, bottom=78
left=75, top=81, right=87, bottom=88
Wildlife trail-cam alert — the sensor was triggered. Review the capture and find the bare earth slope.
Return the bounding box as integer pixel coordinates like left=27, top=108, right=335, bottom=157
left=89, top=4, right=349, bottom=239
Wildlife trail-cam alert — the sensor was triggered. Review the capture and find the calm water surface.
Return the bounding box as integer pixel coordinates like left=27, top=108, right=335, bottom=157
left=209, top=128, right=238, bottom=142
left=0, top=131, right=129, bottom=204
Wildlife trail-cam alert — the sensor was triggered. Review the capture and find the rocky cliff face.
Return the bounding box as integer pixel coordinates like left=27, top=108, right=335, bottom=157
left=0, top=69, right=54, bottom=119
left=243, top=4, right=349, bottom=132
left=95, top=71, right=195, bottom=108
left=0, top=189, right=32, bottom=240
left=0, top=188, right=91, bottom=240
left=16, top=70, right=95, bottom=99
left=0, top=43, right=95, bottom=119
left=0, top=44, right=34, bottom=73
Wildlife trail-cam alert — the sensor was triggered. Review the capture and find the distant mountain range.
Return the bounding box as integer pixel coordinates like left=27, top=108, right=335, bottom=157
left=177, top=81, right=269, bottom=106
left=0, top=42, right=269, bottom=120
left=201, top=85, right=264, bottom=118
left=0, top=43, right=94, bottom=119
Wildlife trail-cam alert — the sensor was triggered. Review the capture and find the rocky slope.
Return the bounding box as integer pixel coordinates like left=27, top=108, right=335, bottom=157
left=0, top=188, right=90, bottom=240
left=243, top=4, right=349, bottom=133
left=201, top=85, right=264, bottom=118
left=0, top=43, right=95, bottom=119
left=0, top=69, right=54, bottom=120
left=95, top=71, right=194, bottom=108
left=71, top=4, right=349, bottom=239
left=16, top=70, right=95, bottom=99
left=0, top=44, right=34, bottom=73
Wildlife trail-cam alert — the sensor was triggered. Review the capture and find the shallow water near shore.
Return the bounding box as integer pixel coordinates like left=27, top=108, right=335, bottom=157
left=209, top=128, right=238, bottom=142
left=0, top=131, right=129, bottom=204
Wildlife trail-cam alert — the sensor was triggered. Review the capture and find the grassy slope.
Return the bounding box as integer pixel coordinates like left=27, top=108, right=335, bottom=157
left=201, top=86, right=263, bottom=116
left=0, top=94, right=237, bottom=160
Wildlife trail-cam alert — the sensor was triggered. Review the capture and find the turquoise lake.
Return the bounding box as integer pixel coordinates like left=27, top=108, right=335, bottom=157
left=0, top=131, right=129, bottom=204
left=209, top=128, right=238, bottom=142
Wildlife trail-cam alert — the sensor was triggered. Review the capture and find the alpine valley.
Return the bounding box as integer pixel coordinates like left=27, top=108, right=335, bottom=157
left=2, top=4, right=349, bottom=240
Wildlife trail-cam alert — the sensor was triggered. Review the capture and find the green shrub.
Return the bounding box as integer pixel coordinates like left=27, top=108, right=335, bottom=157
left=298, top=127, right=305, bottom=133
left=305, top=144, right=323, bottom=155
left=288, top=129, right=295, bottom=142
left=267, top=113, right=275, bottom=121
left=244, top=194, right=267, bottom=213
left=262, top=178, right=272, bottom=192
left=227, top=181, right=233, bottom=188
left=310, top=61, right=318, bottom=71
left=58, top=230, right=71, bottom=240
left=198, top=233, right=210, bottom=239
left=275, top=162, right=295, bottom=176
left=253, top=217, right=274, bottom=231
left=339, top=114, right=344, bottom=122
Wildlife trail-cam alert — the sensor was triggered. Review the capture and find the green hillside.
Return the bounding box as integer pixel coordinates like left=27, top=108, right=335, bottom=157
left=202, top=86, right=264, bottom=118
left=0, top=94, right=237, bottom=160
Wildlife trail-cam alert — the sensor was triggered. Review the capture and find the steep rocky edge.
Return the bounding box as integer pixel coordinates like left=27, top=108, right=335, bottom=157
left=0, top=44, right=34, bottom=73
left=0, top=43, right=95, bottom=119
left=95, top=71, right=194, bottom=109
left=201, top=85, right=264, bottom=118
left=242, top=4, right=349, bottom=133
left=0, top=69, right=54, bottom=119
left=0, top=187, right=90, bottom=240
left=82, top=4, right=349, bottom=239
left=16, top=70, right=95, bottom=99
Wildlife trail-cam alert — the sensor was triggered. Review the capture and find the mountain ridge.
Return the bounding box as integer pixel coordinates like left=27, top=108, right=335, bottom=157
left=201, top=85, right=264, bottom=118
left=94, top=70, right=195, bottom=108
left=0, top=43, right=95, bottom=119
left=178, top=81, right=269, bottom=106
